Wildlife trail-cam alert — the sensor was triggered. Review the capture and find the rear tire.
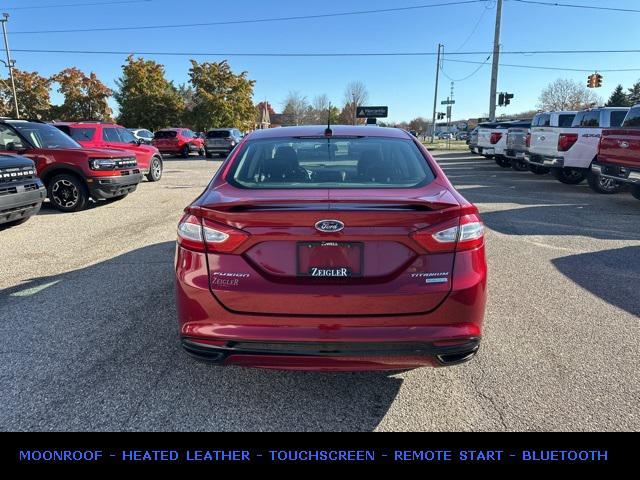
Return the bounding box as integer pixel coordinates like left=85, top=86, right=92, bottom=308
left=47, top=173, right=89, bottom=212
left=511, top=159, right=529, bottom=171
left=529, top=164, right=550, bottom=175
left=586, top=171, right=623, bottom=194
left=146, top=156, right=163, bottom=182
left=553, top=168, right=586, bottom=185
left=495, top=156, right=511, bottom=168
left=631, top=185, right=640, bottom=200
left=198, top=147, right=205, bottom=156
left=181, top=144, right=190, bottom=158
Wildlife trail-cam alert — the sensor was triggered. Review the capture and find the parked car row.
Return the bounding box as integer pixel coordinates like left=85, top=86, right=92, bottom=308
left=1, top=118, right=246, bottom=229
left=469, top=105, right=640, bottom=201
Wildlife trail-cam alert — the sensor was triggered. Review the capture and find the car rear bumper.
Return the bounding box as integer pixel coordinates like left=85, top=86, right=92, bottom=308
left=525, top=153, right=564, bottom=168
left=505, top=148, right=527, bottom=160
left=0, top=182, right=46, bottom=225
left=592, top=161, right=640, bottom=185
left=181, top=337, right=480, bottom=370
left=88, top=172, right=143, bottom=199
left=175, top=245, right=487, bottom=371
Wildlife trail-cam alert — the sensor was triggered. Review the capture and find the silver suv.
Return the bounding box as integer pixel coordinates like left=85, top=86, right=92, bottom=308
left=205, top=128, right=243, bottom=158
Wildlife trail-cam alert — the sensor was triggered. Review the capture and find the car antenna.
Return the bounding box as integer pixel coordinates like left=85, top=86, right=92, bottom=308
left=324, top=103, right=332, bottom=137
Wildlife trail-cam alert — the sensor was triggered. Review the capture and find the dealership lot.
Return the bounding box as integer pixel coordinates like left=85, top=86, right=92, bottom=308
left=0, top=152, right=638, bottom=432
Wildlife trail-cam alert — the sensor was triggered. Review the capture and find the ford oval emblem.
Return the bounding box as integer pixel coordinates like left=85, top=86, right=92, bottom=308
left=315, top=220, right=344, bottom=233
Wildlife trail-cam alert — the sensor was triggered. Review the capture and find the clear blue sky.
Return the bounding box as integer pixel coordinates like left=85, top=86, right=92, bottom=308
left=5, top=0, right=640, bottom=122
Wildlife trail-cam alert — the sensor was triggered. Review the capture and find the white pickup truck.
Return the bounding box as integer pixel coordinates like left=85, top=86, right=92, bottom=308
left=525, top=108, right=629, bottom=191
left=477, top=120, right=525, bottom=168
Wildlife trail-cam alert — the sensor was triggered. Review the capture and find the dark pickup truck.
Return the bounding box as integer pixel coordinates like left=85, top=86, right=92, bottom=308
left=592, top=104, right=640, bottom=201
left=0, top=154, right=46, bottom=227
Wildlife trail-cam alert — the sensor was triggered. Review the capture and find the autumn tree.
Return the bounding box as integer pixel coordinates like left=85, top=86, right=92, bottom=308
left=0, top=69, right=51, bottom=119
left=187, top=60, right=256, bottom=132
left=50, top=67, right=112, bottom=121
left=115, top=55, right=184, bottom=130
left=605, top=84, right=631, bottom=107
left=339, top=81, right=369, bottom=125
left=537, top=78, right=601, bottom=111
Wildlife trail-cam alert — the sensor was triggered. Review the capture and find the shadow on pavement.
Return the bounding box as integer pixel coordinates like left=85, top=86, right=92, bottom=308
left=0, top=241, right=402, bottom=432
left=479, top=204, right=640, bottom=241
left=552, top=246, right=640, bottom=317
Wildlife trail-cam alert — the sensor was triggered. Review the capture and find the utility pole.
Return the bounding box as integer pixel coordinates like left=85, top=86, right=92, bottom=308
left=1, top=13, right=18, bottom=118
left=352, top=92, right=357, bottom=126
left=431, top=43, right=443, bottom=143
left=488, top=0, right=503, bottom=122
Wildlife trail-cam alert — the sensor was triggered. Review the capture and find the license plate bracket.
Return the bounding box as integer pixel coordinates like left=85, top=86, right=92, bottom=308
left=297, top=241, right=363, bottom=277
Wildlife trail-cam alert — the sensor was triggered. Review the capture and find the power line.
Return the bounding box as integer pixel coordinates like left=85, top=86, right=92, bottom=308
left=3, top=0, right=153, bottom=10
left=10, top=0, right=488, bottom=34
left=11, top=47, right=640, bottom=57
left=441, top=55, right=492, bottom=82
left=509, top=0, right=640, bottom=14
left=453, top=1, right=494, bottom=52
left=444, top=58, right=640, bottom=73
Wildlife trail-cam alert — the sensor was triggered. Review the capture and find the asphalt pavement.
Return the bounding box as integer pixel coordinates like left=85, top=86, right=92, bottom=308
left=0, top=151, right=638, bottom=431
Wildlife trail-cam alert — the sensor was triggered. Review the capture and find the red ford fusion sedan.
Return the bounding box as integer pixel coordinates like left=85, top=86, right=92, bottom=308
left=175, top=125, right=487, bottom=371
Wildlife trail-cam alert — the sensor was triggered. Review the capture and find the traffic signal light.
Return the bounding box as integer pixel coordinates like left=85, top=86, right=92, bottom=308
left=437, top=112, right=445, bottom=120
left=588, top=73, right=603, bottom=88
left=498, top=92, right=514, bottom=107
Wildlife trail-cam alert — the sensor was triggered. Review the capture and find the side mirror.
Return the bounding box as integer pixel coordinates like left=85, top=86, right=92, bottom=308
left=6, top=141, right=24, bottom=152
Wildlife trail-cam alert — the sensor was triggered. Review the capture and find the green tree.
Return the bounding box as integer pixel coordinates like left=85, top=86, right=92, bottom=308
left=187, top=60, right=256, bottom=132
left=51, top=67, right=113, bottom=121
left=0, top=69, right=51, bottom=119
left=605, top=84, right=631, bottom=107
left=627, top=80, right=640, bottom=105
left=114, top=55, right=184, bottom=130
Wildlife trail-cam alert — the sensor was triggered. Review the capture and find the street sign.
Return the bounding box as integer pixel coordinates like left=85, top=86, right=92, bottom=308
left=441, top=100, right=455, bottom=105
left=356, top=106, right=388, bottom=118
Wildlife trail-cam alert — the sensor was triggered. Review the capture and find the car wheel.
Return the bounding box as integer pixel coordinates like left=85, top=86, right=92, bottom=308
left=529, top=164, right=550, bottom=175
left=631, top=185, right=640, bottom=200
left=553, top=168, right=586, bottom=185
left=181, top=145, right=190, bottom=158
left=47, top=174, right=88, bottom=212
left=199, top=147, right=205, bottom=156
left=511, top=159, right=529, bottom=171
left=146, top=156, right=163, bottom=182
left=587, top=171, right=623, bottom=194
left=495, top=156, right=511, bottom=168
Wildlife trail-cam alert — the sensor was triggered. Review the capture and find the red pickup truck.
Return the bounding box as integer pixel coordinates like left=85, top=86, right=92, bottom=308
left=593, top=104, right=640, bottom=201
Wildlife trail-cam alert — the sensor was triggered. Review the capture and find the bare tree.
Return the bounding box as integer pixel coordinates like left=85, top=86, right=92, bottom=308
left=538, top=79, right=601, bottom=111
left=342, top=81, right=369, bottom=125
left=281, top=91, right=309, bottom=125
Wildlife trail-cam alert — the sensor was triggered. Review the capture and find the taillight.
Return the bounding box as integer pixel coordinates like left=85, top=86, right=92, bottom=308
left=525, top=133, right=531, bottom=148
left=490, top=132, right=502, bottom=144
left=411, top=213, right=485, bottom=253
left=558, top=133, right=578, bottom=152
left=177, top=213, right=249, bottom=253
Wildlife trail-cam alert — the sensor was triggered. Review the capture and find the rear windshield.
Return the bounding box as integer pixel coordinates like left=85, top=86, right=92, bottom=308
left=622, top=107, right=640, bottom=127
left=532, top=114, right=551, bottom=127
left=227, top=137, right=435, bottom=189
left=207, top=130, right=231, bottom=138
left=572, top=111, right=600, bottom=127
left=558, top=114, right=575, bottom=127
left=154, top=130, right=177, bottom=139
left=610, top=110, right=628, bottom=127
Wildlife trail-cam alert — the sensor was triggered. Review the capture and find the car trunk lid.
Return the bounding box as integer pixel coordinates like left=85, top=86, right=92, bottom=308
left=198, top=184, right=462, bottom=316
